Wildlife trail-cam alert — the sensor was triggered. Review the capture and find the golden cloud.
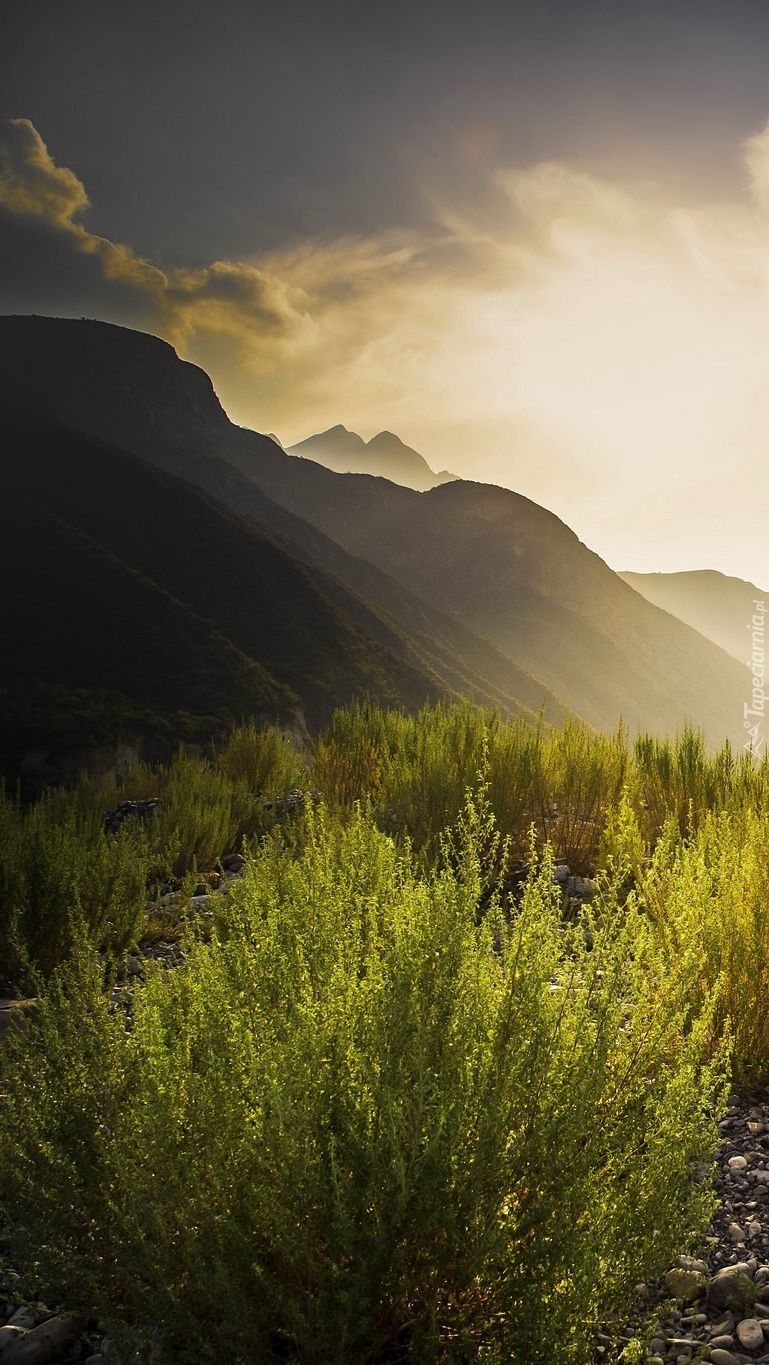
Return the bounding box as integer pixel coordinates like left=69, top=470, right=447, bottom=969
left=0, top=118, right=89, bottom=226
left=0, top=119, right=316, bottom=352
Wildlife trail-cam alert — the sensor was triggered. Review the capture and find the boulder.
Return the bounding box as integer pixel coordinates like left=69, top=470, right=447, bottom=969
left=0, top=1313, right=85, bottom=1365
left=709, top=1264, right=756, bottom=1315
left=664, top=1267, right=707, bottom=1303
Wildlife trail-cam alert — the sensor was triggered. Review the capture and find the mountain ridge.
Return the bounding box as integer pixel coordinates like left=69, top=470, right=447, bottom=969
left=0, top=314, right=751, bottom=750
left=619, top=569, right=768, bottom=665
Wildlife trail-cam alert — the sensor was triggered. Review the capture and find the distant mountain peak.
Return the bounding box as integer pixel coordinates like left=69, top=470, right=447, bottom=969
left=288, top=424, right=457, bottom=491
left=368, top=430, right=401, bottom=444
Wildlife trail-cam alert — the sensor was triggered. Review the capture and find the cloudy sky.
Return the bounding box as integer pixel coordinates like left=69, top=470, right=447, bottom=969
left=4, top=0, right=769, bottom=581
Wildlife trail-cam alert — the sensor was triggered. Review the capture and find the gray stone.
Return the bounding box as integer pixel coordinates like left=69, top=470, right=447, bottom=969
left=4, top=1310, right=38, bottom=1331
left=709, top=1350, right=740, bottom=1365
left=187, top=894, right=212, bottom=911
left=102, top=798, right=160, bottom=836
left=679, top=1256, right=710, bottom=1275
left=710, top=1313, right=737, bottom=1334
left=0, top=1314, right=84, bottom=1365
left=665, top=1268, right=706, bottom=1303
left=563, top=874, right=598, bottom=901
left=710, top=1266, right=756, bottom=1314
left=736, top=1318, right=765, bottom=1351
left=0, top=1001, right=39, bottom=1046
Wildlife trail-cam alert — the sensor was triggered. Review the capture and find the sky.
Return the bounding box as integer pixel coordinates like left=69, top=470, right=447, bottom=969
left=4, top=0, right=769, bottom=582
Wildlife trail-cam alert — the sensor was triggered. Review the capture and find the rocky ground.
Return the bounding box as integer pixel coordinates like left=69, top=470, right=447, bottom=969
left=595, top=1091, right=769, bottom=1365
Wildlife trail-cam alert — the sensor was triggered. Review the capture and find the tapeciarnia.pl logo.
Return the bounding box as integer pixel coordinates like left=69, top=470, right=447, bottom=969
left=744, top=599, right=766, bottom=759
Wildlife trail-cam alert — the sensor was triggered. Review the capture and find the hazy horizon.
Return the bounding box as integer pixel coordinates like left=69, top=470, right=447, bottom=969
left=4, top=0, right=769, bottom=582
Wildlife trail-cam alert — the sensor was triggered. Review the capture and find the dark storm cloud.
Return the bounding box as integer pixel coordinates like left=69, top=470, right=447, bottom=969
left=7, top=0, right=769, bottom=270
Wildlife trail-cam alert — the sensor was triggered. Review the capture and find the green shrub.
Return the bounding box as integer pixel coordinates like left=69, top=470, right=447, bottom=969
left=143, top=751, right=254, bottom=879
left=0, top=790, right=23, bottom=984
left=631, top=727, right=753, bottom=844
left=215, top=722, right=305, bottom=797
left=0, top=791, right=148, bottom=983
left=312, top=700, right=399, bottom=808
left=313, top=703, right=630, bottom=875
left=639, top=806, right=769, bottom=1084
left=0, top=801, right=726, bottom=1363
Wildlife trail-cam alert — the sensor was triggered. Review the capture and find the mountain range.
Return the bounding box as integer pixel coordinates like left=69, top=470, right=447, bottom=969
left=0, top=314, right=752, bottom=779
left=619, top=569, right=767, bottom=665
left=287, top=425, right=457, bottom=491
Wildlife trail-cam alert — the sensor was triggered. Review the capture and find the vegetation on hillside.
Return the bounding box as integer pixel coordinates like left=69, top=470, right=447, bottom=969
left=3, top=703, right=768, bottom=1361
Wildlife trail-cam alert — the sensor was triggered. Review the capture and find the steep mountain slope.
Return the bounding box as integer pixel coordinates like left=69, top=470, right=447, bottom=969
left=619, top=569, right=767, bottom=664
left=0, top=478, right=298, bottom=781
left=1, top=419, right=464, bottom=737
left=1, top=485, right=291, bottom=721
left=288, top=424, right=456, bottom=490
left=0, top=316, right=568, bottom=726
left=0, top=315, right=750, bottom=745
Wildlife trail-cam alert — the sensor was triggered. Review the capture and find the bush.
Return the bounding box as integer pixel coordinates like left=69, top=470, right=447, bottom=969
left=0, top=790, right=23, bottom=985
left=215, top=721, right=305, bottom=799
left=639, top=806, right=769, bottom=1084
left=0, top=789, right=147, bottom=984
left=0, top=800, right=726, bottom=1363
